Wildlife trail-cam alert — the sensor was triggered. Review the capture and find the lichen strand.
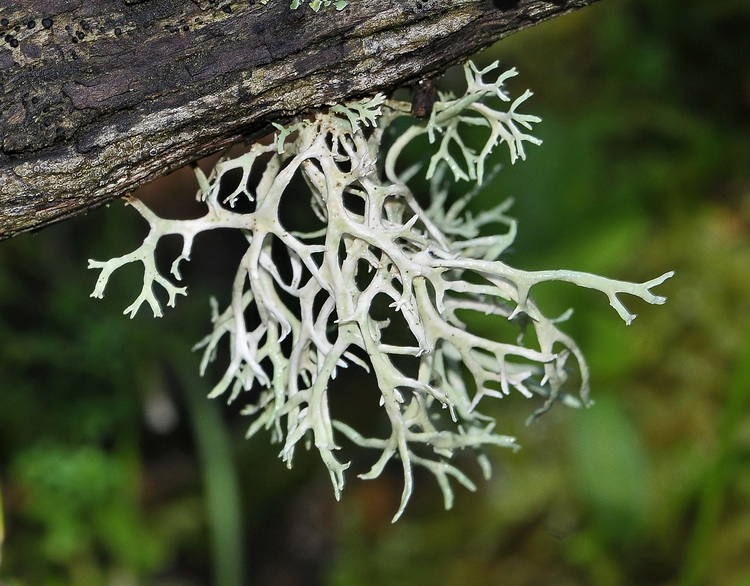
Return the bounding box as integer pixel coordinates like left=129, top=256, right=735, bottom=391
left=89, top=62, right=673, bottom=520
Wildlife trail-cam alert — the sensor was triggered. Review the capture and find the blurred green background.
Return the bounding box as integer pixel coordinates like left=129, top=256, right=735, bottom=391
left=1, top=0, right=749, bottom=584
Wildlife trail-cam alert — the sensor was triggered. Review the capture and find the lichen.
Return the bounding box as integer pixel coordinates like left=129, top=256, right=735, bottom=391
left=260, top=0, right=350, bottom=11
left=89, top=61, right=673, bottom=520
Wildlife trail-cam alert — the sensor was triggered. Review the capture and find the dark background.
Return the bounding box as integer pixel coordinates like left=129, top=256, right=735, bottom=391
left=2, top=0, right=749, bottom=584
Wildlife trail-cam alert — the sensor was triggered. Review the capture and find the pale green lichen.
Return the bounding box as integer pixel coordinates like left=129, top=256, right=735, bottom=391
left=261, top=0, right=349, bottom=11
left=89, top=62, right=673, bottom=520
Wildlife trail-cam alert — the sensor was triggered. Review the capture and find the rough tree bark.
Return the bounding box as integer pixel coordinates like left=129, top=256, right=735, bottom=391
left=0, top=0, right=598, bottom=240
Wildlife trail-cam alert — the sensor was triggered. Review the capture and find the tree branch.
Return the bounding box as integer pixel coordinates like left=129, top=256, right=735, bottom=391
left=0, top=0, right=598, bottom=240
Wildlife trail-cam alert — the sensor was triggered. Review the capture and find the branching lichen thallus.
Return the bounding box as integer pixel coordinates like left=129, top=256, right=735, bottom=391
left=89, top=61, right=673, bottom=521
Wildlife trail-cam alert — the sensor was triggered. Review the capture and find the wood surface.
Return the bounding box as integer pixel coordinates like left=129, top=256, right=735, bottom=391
left=0, top=0, right=598, bottom=239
